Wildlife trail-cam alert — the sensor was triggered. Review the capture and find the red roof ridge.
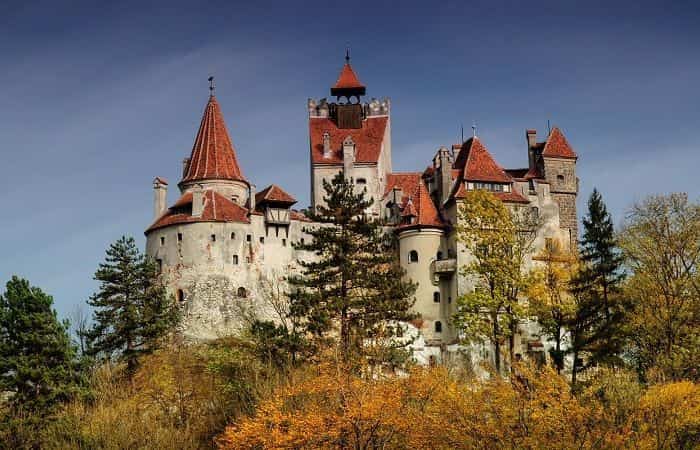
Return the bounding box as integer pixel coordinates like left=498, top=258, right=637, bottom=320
left=181, top=96, right=247, bottom=185
left=541, top=127, right=577, bottom=159
left=309, top=116, right=388, bottom=165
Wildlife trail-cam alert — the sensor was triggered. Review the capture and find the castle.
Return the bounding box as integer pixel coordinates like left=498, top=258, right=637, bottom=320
left=145, top=55, right=578, bottom=365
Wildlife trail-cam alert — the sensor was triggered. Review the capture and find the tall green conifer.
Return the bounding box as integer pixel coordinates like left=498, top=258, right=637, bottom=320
left=289, top=173, right=416, bottom=366
left=0, top=276, right=83, bottom=414
left=569, top=189, right=626, bottom=385
left=86, top=236, right=179, bottom=376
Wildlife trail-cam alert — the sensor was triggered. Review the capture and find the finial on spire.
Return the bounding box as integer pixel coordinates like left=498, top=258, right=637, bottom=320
left=472, top=120, right=478, bottom=138
left=208, top=75, right=215, bottom=96
left=345, top=44, right=350, bottom=64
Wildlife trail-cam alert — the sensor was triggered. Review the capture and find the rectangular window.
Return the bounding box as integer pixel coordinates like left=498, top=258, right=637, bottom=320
left=156, top=258, right=163, bottom=273
left=160, top=236, right=165, bottom=246
left=246, top=234, right=252, bottom=242
left=245, top=256, right=251, bottom=263
left=211, top=234, right=216, bottom=242
left=233, top=255, right=238, bottom=265
left=282, top=238, right=287, bottom=247
left=259, top=237, right=264, bottom=244
left=230, top=232, right=235, bottom=239
left=177, top=233, right=183, bottom=242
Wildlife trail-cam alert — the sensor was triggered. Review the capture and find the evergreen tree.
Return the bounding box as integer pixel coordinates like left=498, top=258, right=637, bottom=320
left=289, top=173, right=416, bottom=365
left=0, top=276, right=84, bottom=414
left=86, top=236, right=179, bottom=376
left=569, top=189, right=626, bottom=385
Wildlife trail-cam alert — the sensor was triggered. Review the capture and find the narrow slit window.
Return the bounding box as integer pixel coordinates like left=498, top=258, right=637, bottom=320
left=435, top=321, right=442, bottom=333
left=177, top=233, right=183, bottom=242
left=211, top=234, right=216, bottom=242
left=233, top=255, right=238, bottom=265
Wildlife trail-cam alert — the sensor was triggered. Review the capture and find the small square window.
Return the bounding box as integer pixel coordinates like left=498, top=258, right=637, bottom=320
left=246, top=234, right=252, bottom=242
left=211, top=234, right=216, bottom=242
left=160, top=236, right=165, bottom=246
left=177, top=233, right=183, bottom=242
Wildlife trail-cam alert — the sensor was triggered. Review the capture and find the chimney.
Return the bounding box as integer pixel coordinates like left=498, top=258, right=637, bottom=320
left=436, top=147, right=453, bottom=205
left=182, top=158, right=190, bottom=178
left=153, top=177, right=168, bottom=219
left=526, top=129, right=537, bottom=169
left=342, top=136, right=355, bottom=178
left=248, top=183, right=256, bottom=212
left=322, top=132, right=331, bottom=158
left=192, top=184, right=204, bottom=217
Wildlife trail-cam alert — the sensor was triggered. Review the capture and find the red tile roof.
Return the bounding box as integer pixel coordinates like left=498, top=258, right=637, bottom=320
left=411, top=180, right=443, bottom=227
left=541, top=127, right=577, bottom=159
left=309, top=116, right=388, bottom=165
left=384, top=172, right=422, bottom=197
left=494, top=190, right=531, bottom=204
left=181, top=96, right=247, bottom=184
left=290, top=210, right=312, bottom=222
left=154, top=176, right=168, bottom=185
left=454, top=138, right=512, bottom=183
left=333, top=63, right=365, bottom=90
left=146, top=189, right=249, bottom=232
left=255, top=184, right=297, bottom=206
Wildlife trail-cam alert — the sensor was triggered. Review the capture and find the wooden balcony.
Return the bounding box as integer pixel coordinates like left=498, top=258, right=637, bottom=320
left=432, top=258, right=457, bottom=275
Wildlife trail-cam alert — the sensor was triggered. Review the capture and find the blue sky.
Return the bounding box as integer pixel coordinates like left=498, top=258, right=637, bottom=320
left=1, top=0, right=698, bottom=320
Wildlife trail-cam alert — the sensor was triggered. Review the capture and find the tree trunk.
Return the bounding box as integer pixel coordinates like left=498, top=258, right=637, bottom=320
left=571, top=348, right=579, bottom=388
left=493, top=316, right=501, bottom=374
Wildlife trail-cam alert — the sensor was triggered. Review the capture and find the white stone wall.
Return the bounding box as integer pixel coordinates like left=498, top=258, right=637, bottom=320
left=146, top=216, right=313, bottom=340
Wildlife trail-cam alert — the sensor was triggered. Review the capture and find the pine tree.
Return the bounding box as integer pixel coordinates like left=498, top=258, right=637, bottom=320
left=289, top=173, right=416, bottom=366
left=86, top=236, right=179, bottom=376
left=569, top=189, right=626, bottom=385
left=0, top=276, right=84, bottom=414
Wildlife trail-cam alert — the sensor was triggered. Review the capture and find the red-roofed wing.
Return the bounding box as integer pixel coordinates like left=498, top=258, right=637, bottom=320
left=542, top=127, right=577, bottom=159
left=454, top=138, right=512, bottom=183
left=310, top=117, right=388, bottom=164
left=181, top=96, right=247, bottom=184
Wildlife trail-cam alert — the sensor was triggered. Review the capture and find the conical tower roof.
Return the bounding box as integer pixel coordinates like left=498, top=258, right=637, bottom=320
left=181, top=95, right=246, bottom=184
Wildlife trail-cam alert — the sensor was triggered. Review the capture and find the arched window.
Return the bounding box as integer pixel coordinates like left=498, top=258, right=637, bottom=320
left=435, top=321, right=442, bottom=333
left=237, top=287, right=247, bottom=298
left=408, top=250, right=419, bottom=263
left=232, top=255, right=239, bottom=265
left=176, top=289, right=184, bottom=302
left=433, top=292, right=440, bottom=303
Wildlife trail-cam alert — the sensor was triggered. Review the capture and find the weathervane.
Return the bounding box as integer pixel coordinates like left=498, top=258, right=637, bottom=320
left=345, top=43, right=350, bottom=63
left=208, top=75, right=215, bottom=96
left=472, top=120, right=477, bottom=138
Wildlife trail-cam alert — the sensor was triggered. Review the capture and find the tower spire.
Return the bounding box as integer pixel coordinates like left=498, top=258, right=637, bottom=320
left=208, top=75, right=215, bottom=96
left=345, top=45, right=350, bottom=64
